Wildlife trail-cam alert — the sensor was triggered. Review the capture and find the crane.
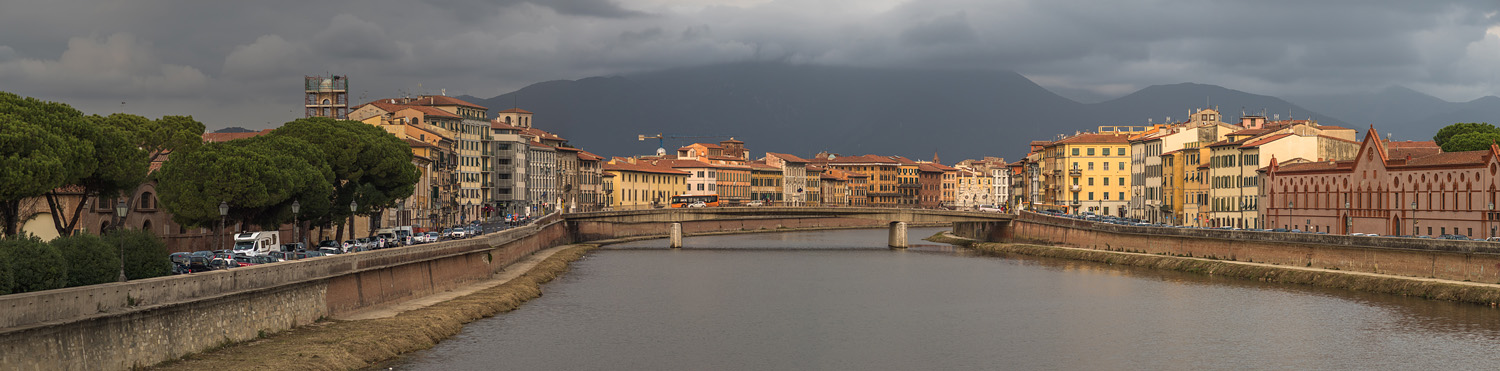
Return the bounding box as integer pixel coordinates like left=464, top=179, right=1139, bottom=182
left=638, top=133, right=736, bottom=157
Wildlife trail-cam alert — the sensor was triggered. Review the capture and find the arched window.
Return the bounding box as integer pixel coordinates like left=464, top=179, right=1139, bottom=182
left=101, top=221, right=110, bottom=231
left=142, top=220, right=153, bottom=234
left=139, top=192, right=154, bottom=209
left=322, top=99, right=331, bottom=105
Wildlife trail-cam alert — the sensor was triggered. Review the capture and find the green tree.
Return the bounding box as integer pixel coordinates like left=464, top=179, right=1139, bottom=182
left=43, top=114, right=205, bottom=237
left=104, top=229, right=171, bottom=279
left=269, top=118, right=418, bottom=236
left=0, top=235, right=68, bottom=292
left=1432, top=122, right=1496, bottom=148
left=1440, top=131, right=1500, bottom=152
left=0, top=92, right=96, bottom=236
left=155, top=135, right=334, bottom=230
left=0, top=242, right=13, bottom=294
left=51, top=233, right=121, bottom=287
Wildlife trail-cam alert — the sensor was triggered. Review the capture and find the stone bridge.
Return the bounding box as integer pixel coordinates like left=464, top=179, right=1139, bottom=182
left=563, top=207, right=1014, bottom=247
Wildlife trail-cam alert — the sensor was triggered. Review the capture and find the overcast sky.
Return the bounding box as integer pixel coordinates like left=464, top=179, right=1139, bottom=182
left=1, top=0, right=1497, bottom=130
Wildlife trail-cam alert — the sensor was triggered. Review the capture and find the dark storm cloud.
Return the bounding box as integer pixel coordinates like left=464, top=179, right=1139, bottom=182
left=0, top=0, right=1495, bottom=129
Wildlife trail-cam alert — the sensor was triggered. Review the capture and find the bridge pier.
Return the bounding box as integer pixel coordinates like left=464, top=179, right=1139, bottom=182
left=670, top=223, right=683, bottom=248
left=889, top=221, right=908, bottom=248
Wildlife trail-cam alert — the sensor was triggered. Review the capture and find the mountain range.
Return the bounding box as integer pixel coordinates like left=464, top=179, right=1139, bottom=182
left=456, top=62, right=1495, bottom=161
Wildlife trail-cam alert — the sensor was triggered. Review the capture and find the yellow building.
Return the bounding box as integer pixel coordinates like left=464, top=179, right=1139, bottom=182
left=749, top=161, right=784, bottom=204
left=604, top=160, right=689, bottom=209
left=1041, top=133, right=1131, bottom=215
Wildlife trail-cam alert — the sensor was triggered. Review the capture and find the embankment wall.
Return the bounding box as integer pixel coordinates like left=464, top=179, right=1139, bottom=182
left=0, top=214, right=569, bottom=371
left=1012, top=212, right=1500, bottom=283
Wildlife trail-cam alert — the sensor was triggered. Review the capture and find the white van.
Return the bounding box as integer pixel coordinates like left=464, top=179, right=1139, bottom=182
left=232, top=231, right=282, bottom=257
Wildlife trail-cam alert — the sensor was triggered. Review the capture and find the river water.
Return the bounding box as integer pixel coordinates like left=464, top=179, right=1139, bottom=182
left=387, top=227, right=1500, bottom=370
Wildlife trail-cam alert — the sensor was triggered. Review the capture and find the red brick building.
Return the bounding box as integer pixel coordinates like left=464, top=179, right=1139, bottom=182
left=1260, top=128, right=1498, bottom=237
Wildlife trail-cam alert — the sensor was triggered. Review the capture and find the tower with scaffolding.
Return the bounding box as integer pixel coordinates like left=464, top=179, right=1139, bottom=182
left=304, top=75, right=349, bottom=119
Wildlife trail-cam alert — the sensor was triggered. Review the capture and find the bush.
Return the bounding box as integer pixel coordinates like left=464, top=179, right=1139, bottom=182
left=0, top=236, right=67, bottom=293
left=104, top=229, right=172, bottom=280
left=0, top=244, right=12, bottom=295
left=51, top=233, right=121, bottom=287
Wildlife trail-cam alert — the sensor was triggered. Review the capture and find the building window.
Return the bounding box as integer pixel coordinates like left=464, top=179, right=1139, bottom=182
left=1087, top=148, right=1095, bottom=156
left=1088, top=178, right=1095, bottom=186
left=1088, top=192, right=1095, bottom=200
left=1119, top=192, right=1124, bottom=200
left=1119, top=177, right=1125, bottom=185
left=1072, top=148, right=1079, bottom=156
left=1104, top=178, right=1110, bottom=186
left=1103, top=148, right=1111, bottom=156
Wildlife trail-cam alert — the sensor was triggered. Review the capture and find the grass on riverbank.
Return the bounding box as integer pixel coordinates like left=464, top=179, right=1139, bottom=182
left=927, top=232, right=1500, bottom=307
left=147, top=244, right=596, bottom=371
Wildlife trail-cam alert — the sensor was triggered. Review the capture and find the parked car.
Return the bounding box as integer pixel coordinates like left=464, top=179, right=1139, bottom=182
left=187, top=251, right=215, bottom=271
left=169, top=252, right=194, bottom=274
left=688, top=201, right=707, bottom=208
left=977, top=205, right=1003, bottom=212
left=745, top=200, right=764, bottom=207
left=425, top=232, right=441, bottom=243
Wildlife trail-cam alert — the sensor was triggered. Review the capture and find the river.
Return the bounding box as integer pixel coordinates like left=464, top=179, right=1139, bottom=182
left=386, top=227, right=1500, bottom=370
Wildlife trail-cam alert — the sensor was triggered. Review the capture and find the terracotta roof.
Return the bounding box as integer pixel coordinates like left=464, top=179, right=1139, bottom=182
left=578, top=151, right=605, bottom=161
left=1317, top=125, right=1352, bottom=130
left=521, top=127, right=565, bottom=142
left=496, top=108, right=533, bottom=114
left=553, top=146, right=582, bottom=153
left=1396, top=150, right=1491, bottom=168
left=528, top=141, right=555, bottom=150
left=720, top=138, right=744, bottom=144
left=916, top=163, right=946, bottom=173
left=687, top=142, right=724, bottom=149
left=928, top=162, right=957, bottom=171
left=766, top=152, right=809, bottom=163
left=490, top=120, right=522, bottom=131
left=1386, top=140, right=1438, bottom=148
left=202, top=130, right=272, bottom=142
left=1388, top=147, right=1441, bottom=160
left=412, top=95, right=487, bottom=110
left=604, top=161, right=689, bottom=175
left=1240, top=133, right=1294, bottom=148
left=1029, top=140, right=1052, bottom=146
left=749, top=161, right=779, bottom=170
left=359, top=100, right=463, bottom=119
left=1047, top=133, right=1131, bottom=146
left=404, top=138, right=437, bottom=148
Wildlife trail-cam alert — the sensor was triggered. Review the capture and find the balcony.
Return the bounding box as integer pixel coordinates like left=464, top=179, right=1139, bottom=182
left=1068, top=168, right=1083, bottom=177
left=1070, top=185, right=1081, bottom=192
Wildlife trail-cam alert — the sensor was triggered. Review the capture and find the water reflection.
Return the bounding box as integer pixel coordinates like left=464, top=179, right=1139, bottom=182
left=387, top=228, right=1500, bottom=371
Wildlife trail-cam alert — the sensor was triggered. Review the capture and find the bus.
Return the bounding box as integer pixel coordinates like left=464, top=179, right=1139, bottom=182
left=670, top=194, right=720, bottom=208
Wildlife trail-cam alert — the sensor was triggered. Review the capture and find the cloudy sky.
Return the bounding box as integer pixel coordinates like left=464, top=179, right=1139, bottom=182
left=1, top=0, right=1497, bottom=130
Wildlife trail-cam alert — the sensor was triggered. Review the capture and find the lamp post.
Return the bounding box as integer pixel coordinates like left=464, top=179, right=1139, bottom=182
left=1410, top=201, right=1418, bottom=236
left=115, top=199, right=128, bottom=282
left=218, top=201, right=229, bottom=252
left=291, top=200, right=301, bottom=248
left=349, top=200, right=358, bottom=241
left=1344, top=200, right=1351, bottom=235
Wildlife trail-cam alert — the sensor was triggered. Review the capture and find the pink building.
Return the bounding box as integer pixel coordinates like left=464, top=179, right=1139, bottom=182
left=1259, top=128, right=1500, bottom=238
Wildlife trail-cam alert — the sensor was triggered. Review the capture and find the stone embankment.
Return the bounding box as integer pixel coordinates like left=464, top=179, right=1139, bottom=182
left=928, top=232, right=1500, bottom=306
left=149, top=244, right=595, bottom=371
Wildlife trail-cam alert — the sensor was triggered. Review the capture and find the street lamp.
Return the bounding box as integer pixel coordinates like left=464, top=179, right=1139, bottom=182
left=350, top=200, right=358, bottom=241
left=1410, top=201, right=1418, bottom=236
left=115, top=199, right=128, bottom=282
left=291, top=200, right=301, bottom=248
left=218, top=201, right=229, bottom=252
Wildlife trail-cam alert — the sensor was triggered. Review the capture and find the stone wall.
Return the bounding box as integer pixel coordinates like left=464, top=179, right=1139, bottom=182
left=1011, top=212, right=1500, bottom=283
left=0, top=214, right=569, bottom=371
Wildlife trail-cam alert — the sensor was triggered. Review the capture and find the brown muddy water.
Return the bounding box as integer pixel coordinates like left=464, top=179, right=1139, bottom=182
left=384, top=227, right=1500, bottom=370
